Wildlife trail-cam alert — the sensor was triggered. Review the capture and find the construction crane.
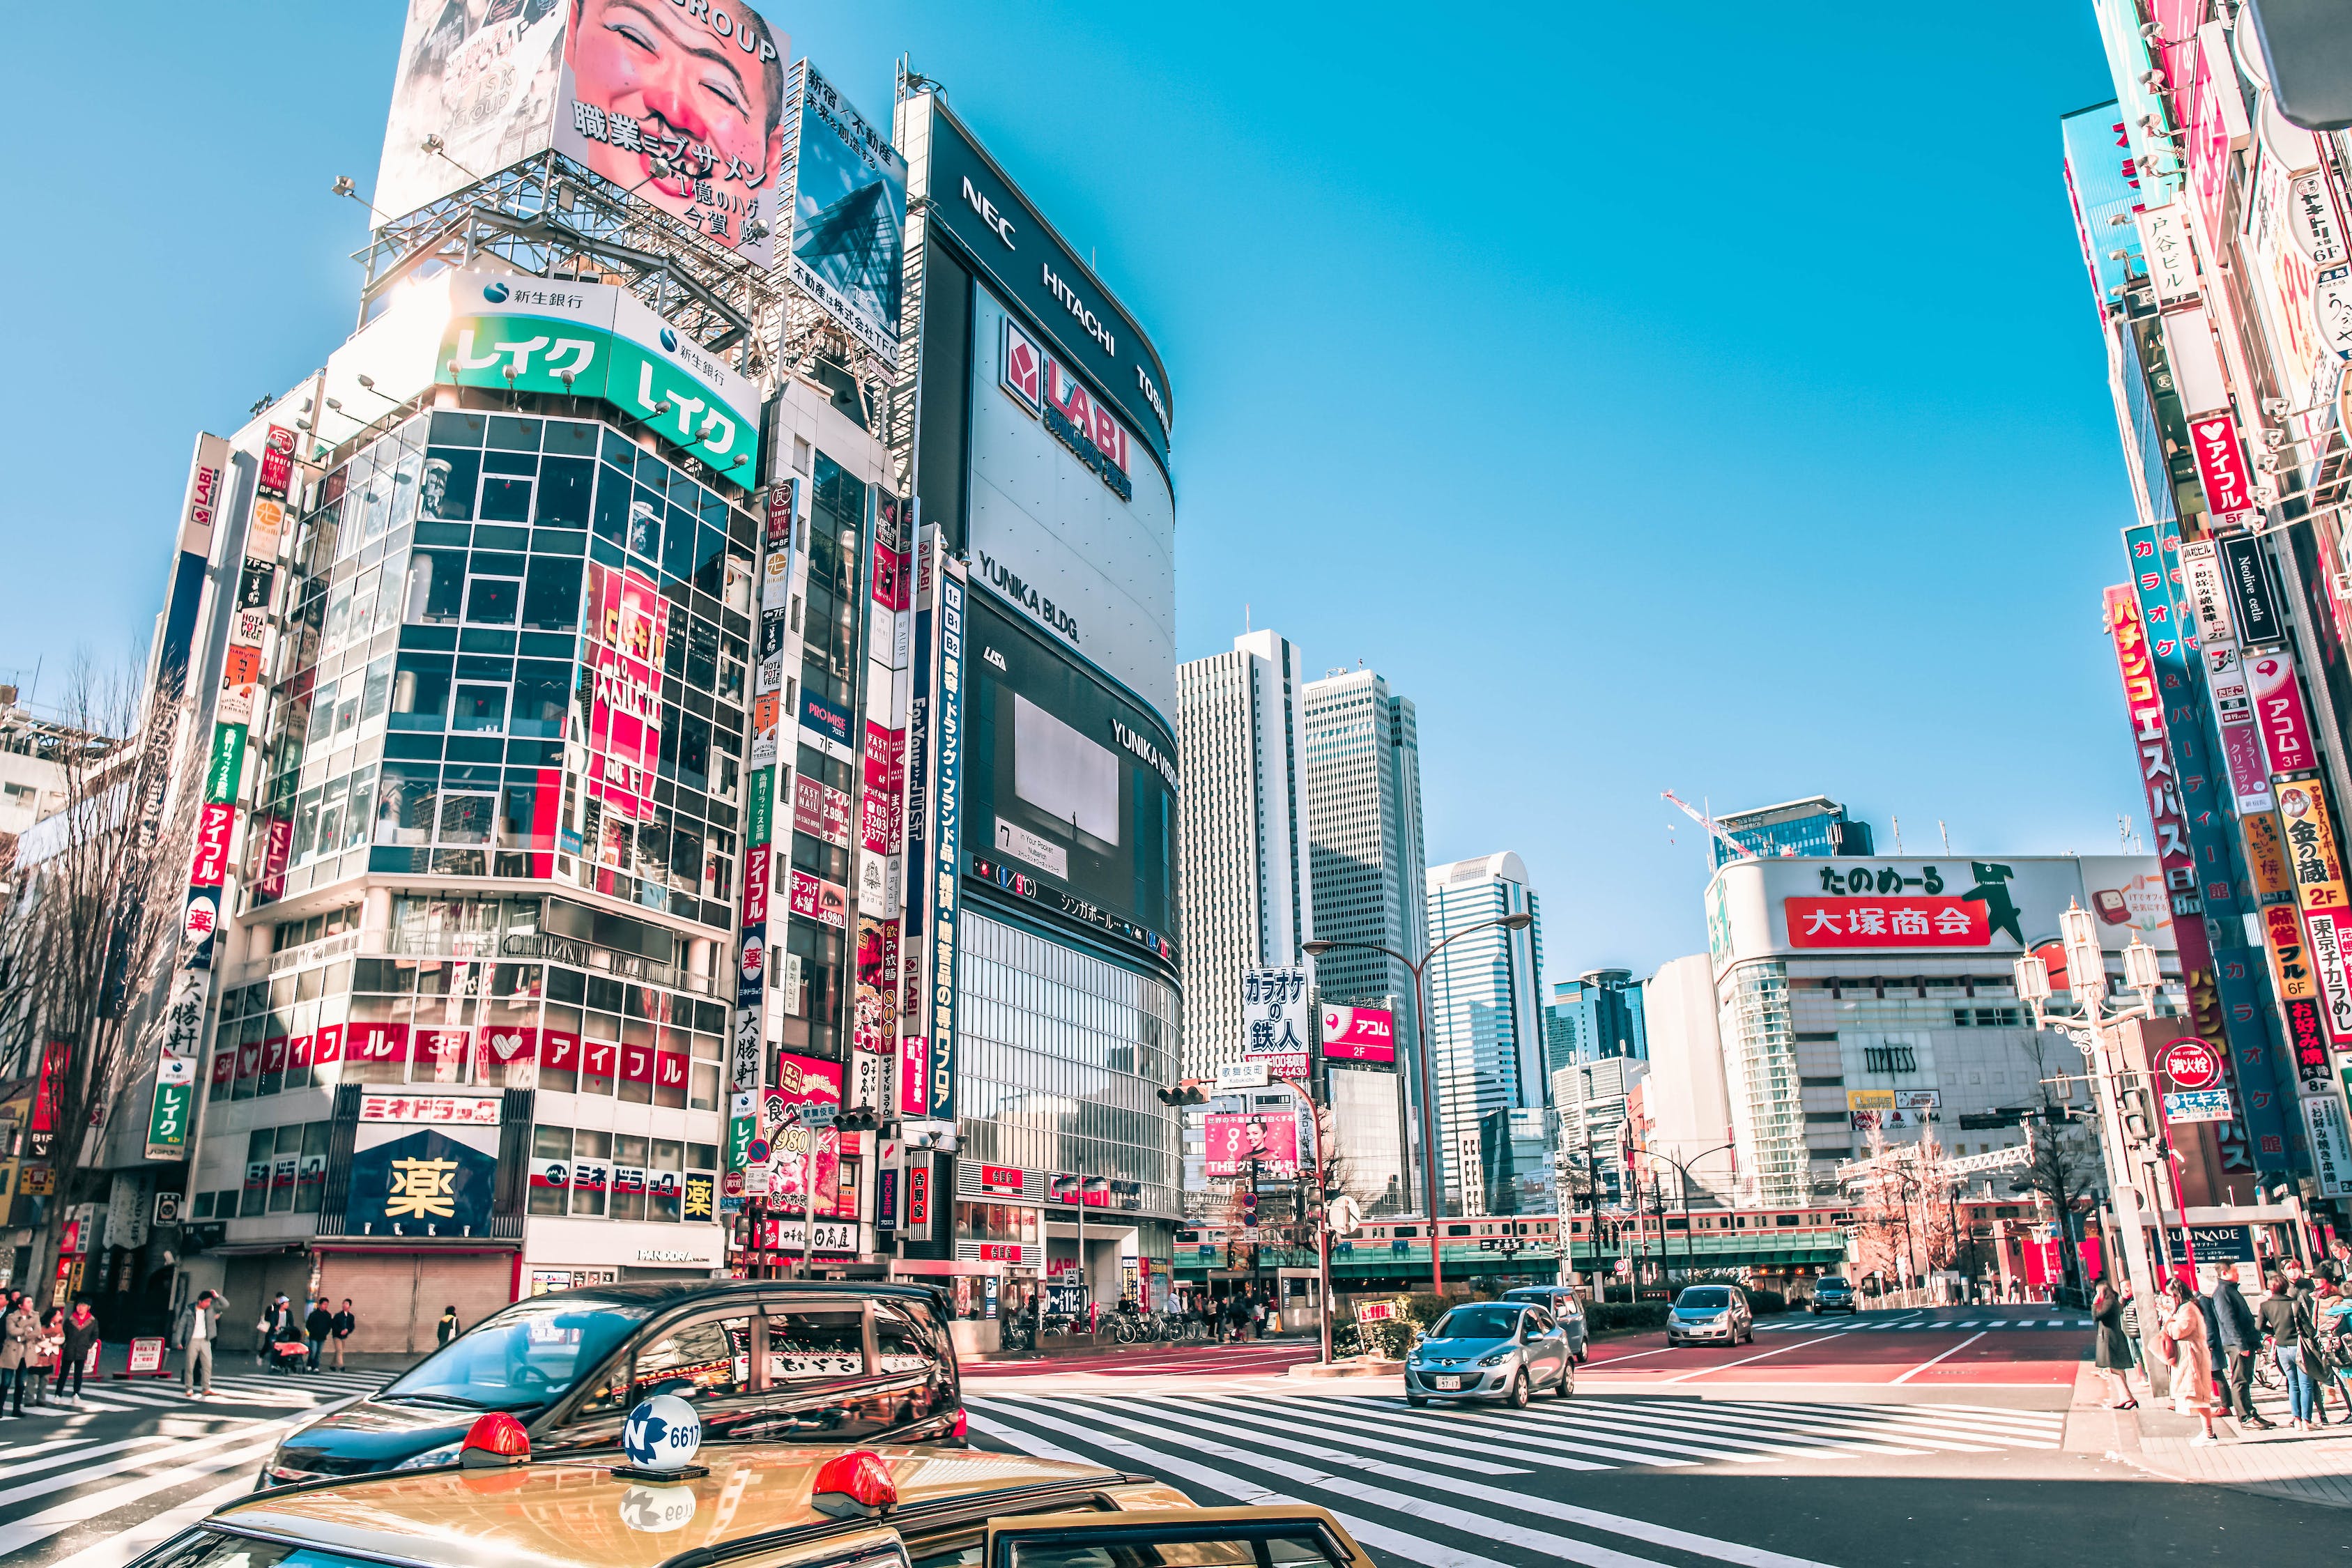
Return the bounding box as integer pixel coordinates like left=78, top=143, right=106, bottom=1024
left=1662, top=790, right=1758, bottom=864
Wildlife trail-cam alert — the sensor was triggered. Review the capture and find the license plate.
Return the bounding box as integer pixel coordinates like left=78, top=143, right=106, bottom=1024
left=1432, top=1376, right=1461, bottom=1390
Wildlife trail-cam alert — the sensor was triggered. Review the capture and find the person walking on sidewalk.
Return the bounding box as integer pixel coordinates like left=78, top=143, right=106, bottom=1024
left=2091, top=1277, right=2138, bottom=1408
left=304, top=1298, right=334, bottom=1373
left=0, top=1296, right=38, bottom=1417
left=174, top=1290, right=224, bottom=1399
left=2162, top=1278, right=2224, bottom=1444
left=2212, top=1263, right=2271, bottom=1429
left=29, top=1308, right=62, bottom=1408
left=56, top=1300, right=100, bottom=1404
left=2313, top=1277, right=2352, bottom=1422
left=436, top=1305, right=461, bottom=1347
left=332, top=1299, right=355, bottom=1369
left=2259, top=1273, right=2324, bottom=1431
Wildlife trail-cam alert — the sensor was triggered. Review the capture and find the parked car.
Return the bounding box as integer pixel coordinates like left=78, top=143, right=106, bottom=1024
left=1808, top=1276, right=1857, bottom=1314
left=1666, top=1284, right=1753, bottom=1346
left=185, top=1418, right=1380, bottom=1568
left=262, top=1280, right=960, bottom=1486
left=1498, top=1285, right=1591, bottom=1362
left=1405, top=1300, right=1576, bottom=1408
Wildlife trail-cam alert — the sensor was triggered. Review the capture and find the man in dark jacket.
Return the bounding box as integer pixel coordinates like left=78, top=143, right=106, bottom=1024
left=2212, top=1263, right=2269, bottom=1428
left=304, top=1299, right=334, bottom=1373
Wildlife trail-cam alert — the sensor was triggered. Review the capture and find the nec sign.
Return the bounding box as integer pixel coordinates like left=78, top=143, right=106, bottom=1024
left=922, top=99, right=1173, bottom=470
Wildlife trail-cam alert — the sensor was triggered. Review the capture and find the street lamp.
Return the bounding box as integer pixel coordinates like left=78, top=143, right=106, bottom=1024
left=2013, top=902, right=2181, bottom=1365
left=1636, top=1142, right=1739, bottom=1289
left=1305, top=909, right=1534, bottom=1293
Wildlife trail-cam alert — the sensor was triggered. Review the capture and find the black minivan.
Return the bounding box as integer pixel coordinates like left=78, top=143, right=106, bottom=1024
left=263, top=1280, right=960, bottom=1485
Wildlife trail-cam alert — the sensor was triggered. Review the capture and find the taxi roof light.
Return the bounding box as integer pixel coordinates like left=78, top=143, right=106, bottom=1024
left=810, top=1451, right=898, bottom=1519
left=461, top=1411, right=532, bottom=1468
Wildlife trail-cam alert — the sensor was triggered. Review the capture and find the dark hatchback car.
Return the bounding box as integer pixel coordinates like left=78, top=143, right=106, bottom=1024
left=263, top=1280, right=960, bottom=1486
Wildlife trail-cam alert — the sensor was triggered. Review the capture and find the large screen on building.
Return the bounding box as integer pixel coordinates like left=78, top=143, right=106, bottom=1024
left=964, top=590, right=1175, bottom=960
left=376, top=1, right=790, bottom=266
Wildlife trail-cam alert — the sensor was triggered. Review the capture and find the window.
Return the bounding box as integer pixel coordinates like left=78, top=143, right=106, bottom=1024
left=452, top=684, right=508, bottom=732
left=466, top=574, right=522, bottom=625
left=405, top=551, right=466, bottom=623
left=522, top=556, right=582, bottom=629
left=636, top=1315, right=751, bottom=1404
left=390, top=654, right=452, bottom=729
left=767, top=1307, right=865, bottom=1385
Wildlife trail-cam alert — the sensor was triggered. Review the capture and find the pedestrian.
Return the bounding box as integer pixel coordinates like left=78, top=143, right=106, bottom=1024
left=0, top=1294, right=38, bottom=1417
left=305, top=1298, right=334, bottom=1374
left=56, top=1299, right=100, bottom=1404
left=29, top=1308, right=63, bottom=1407
left=259, top=1294, right=295, bottom=1370
left=1251, top=1293, right=1266, bottom=1339
left=332, top=1299, right=355, bottom=1369
left=2162, top=1278, right=2223, bottom=1444
left=2314, top=1278, right=2352, bottom=1422
left=2259, top=1272, right=2326, bottom=1431
left=174, top=1289, right=223, bottom=1399
left=2090, top=1277, right=2137, bottom=1408
left=436, top=1305, right=461, bottom=1347
left=2211, top=1263, right=2270, bottom=1430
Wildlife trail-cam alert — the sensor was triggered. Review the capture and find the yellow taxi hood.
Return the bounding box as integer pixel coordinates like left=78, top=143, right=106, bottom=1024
left=210, top=1445, right=1120, bottom=1568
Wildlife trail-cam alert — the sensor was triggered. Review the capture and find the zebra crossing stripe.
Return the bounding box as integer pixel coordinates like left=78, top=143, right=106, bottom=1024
left=979, top=1395, right=1843, bottom=1568
left=1383, top=1397, right=1891, bottom=1463
left=0, top=1434, right=284, bottom=1562
left=1215, top=1394, right=1681, bottom=1470
left=1143, top=1394, right=1592, bottom=1474
left=0, top=1437, right=184, bottom=1489
left=1540, top=1398, right=1935, bottom=1458
left=1634, top=1397, right=2024, bottom=1452
left=1729, top=1398, right=2064, bottom=1440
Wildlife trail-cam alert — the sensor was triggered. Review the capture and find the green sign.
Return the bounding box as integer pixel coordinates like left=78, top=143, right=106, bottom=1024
left=727, top=1114, right=758, bottom=1171
left=204, top=722, right=247, bottom=804
left=145, top=1081, right=194, bottom=1159
left=748, top=766, right=774, bottom=848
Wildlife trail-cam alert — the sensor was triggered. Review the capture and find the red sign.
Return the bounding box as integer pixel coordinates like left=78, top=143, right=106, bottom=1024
left=1783, top=897, right=1990, bottom=947
left=189, top=802, right=236, bottom=888
left=258, top=426, right=296, bottom=499
left=788, top=868, right=848, bottom=930
left=348, top=1021, right=410, bottom=1065
left=859, top=789, right=899, bottom=857
left=542, top=1030, right=581, bottom=1075
left=258, top=814, right=293, bottom=900
left=312, top=1024, right=344, bottom=1068
left=477, top=1024, right=538, bottom=1072
left=792, top=775, right=852, bottom=848
left=976, top=1164, right=1027, bottom=1197
left=620, top=1043, right=656, bottom=1086
left=907, top=1166, right=931, bottom=1228
left=2107, top=587, right=2195, bottom=875
left=1205, top=1112, right=1300, bottom=1177
left=1321, top=1005, right=1397, bottom=1063
left=2189, top=413, right=2255, bottom=526
left=260, top=1036, right=288, bottom=1075
left=742, top=838, right=771, bottom=926
left=210, top=1051, right=233, bottom=1090
left=2160, top=1036, right=2224, bottom=1091
left=864, top=722, right=905, bottom=795
left=2249, top=652, right=2320, bottom=778
left=585, top=567, right=669, bottom=822
left=974, top=1243, right=1022, bottom=1261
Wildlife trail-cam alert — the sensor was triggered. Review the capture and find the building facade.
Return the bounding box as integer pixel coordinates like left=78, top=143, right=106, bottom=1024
left=1174, top=631, right=1313, bottom=1081
left=1543, top=970, right=1647, bottom=1073
left=1551, top=1056, right=1648, bottom=1208
left=1636, top=953, right=1735, bottom=1206
left=1712, top=797, right=1873, bottom=868
left=24, top=11, right=1185, bottom=1345
left=1300, top=668, right=1427, bottom=1210
left=1424, top=852, right=1544, bottom=1216
left=2061, top=4, right=2352, bottom=1239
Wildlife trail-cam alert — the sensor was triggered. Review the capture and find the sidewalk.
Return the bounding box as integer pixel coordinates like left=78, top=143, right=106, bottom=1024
left=2074, top=1358, right=2352, bottom=1509
left=967, top=1330, right=1315, bottom=1365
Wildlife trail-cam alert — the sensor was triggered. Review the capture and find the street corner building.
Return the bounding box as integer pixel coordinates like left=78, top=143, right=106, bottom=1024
left=15, top=7, right=1184, bottom=1354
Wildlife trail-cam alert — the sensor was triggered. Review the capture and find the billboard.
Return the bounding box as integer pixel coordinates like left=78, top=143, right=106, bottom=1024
left=1204, top=1111, right=1300, bottom=1178
left=583, top=566, right=669, bottom=822
left=374, top=0, right=568, bottom=221
left=962, top=590, right=1175, bottom=960
left=548, top=1, right=790, bottom=266
left=785, top=62, right=906, bottom=369
left=1321, top=1005, right=1397, bottom=1064
left=1716, top=855, right=2172, bottom=965
left=1244, top=967, right=1309, bottom=1077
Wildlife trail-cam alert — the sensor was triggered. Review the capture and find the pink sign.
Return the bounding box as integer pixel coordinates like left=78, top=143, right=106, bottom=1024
left=2220, top=718, right=2273, bottom=811
left=788, top=868, right=848, bottom=929
left=586, top=567, right=668, bottom=821
left=1321, top=1005, right=1397, bottom=1063
left=2250, top=651, right=2319, bottom=778
left=792, top=774, right=852, bottom=848
left=2189, top=414, right=2255, bottom=528
left=1204, top=1110, right=1300, bottom=1177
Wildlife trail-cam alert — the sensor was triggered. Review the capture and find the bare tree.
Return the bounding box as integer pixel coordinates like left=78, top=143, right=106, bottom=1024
left=0, top=658, right=203, bottom=1297
left=2015, top=1029, right=2103, bottom=1300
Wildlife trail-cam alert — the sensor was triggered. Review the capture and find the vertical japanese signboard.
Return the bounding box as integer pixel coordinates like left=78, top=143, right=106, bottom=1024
left=1243, top=967, right=1310, bottom=1077
left=900, top=537, right=967, bottom=1125
left=2188, top=413, right=2257, bottom=532
left=2278, top=778, right=2352, bottom=1051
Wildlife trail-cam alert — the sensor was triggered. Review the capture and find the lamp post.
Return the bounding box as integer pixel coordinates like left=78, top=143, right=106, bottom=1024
left=2013, top=902, right=2183, bottom=1365
left=1304, top=910, right=1535, bottom=1293
left=1634, top=1142, right=1740, bottom=1288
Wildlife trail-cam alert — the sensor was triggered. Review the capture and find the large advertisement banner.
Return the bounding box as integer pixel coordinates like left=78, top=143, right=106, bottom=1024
left=1204, top=1111, right=1300, bottom=1178
left=1321, top=1005, right=1397, bottom=1064
left=585, top=567, right=669, bottom=822
left=374, top=0, right=567, bottom=220
left=549, top=3, right=789, bottom=266
left=785, top=61, right=906, bottom=369
left=2250, top=650, right=2322, bottom=779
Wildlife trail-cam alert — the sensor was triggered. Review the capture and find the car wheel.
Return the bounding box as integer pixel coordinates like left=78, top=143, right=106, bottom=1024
left=1554, top=1360, right=1575, bottom=1399
left=1507, top=1370, right=1530, bottom=1409
left=1740, top=1325, right=1753, bottom=1344
left=1408, top=1394, right=1427, bottom=1408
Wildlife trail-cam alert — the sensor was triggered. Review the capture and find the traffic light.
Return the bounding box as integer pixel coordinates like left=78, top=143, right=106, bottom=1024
left=1157, top=1079, right=1210, bottom=1107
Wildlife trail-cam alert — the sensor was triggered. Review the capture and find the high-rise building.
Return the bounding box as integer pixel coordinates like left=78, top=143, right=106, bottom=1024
left=1637, top=953, right=1734, bottom=1206
left=1300, top=668, right=1426, bottom=1208
left=55, top=8, right=1187, bottom=1348
left=1175, top=631, right=1313, bottom=1081
left=1424, top=852, right=1544, bottom=1216
left=1551, top=1056, right=1649, bottom=1208
left=1542, top=969, right=1646, bottom=1073
left=1711, top=797, right=1873, bottom=868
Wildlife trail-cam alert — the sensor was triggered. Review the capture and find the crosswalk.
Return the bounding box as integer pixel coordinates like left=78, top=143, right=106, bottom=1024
left=0, top=1373, right=387, bottom=1568
left=1755, top=1317, right=2090, bottom=1332
left=0, top=1368, right=389, bottom=1421
left=971, top=1390, right=2064, bottom=1568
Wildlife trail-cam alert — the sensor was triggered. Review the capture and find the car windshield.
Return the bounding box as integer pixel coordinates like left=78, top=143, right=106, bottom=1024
left=381, top=1297, right=652, bottom=1410
left=1432, top=1305, right=1523, bottom=1340
left=1820, top=1278, right=1849, bottom=1289
left=1677, top=1288, right=1733, bottom=1309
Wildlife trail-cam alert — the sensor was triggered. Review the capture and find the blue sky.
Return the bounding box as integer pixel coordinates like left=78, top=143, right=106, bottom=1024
left=0, top=4, right=2135, bottom=987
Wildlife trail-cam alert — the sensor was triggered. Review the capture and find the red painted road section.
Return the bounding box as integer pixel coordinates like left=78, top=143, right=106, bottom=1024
left=1583, top=1311, right=2086, bottom=1387
left=965, top=1339, right=1322, bottom=1378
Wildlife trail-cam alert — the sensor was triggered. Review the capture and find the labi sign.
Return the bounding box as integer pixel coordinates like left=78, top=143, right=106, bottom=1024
left=436, top=272, right=760, bottom=474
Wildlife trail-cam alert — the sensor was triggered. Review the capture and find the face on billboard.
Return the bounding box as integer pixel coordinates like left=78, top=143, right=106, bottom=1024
left=555, top=0, right=788, bottom=263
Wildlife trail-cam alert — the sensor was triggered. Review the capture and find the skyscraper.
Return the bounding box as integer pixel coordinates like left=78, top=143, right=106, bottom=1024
left=1425, top=852, right=1544, bottom=1216
left=1176, top=631, right=1314, bottom=1082
left=1542, top=969, right=1647, bottom=1073
left=1300, top=668, right=1426, bottom=1209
